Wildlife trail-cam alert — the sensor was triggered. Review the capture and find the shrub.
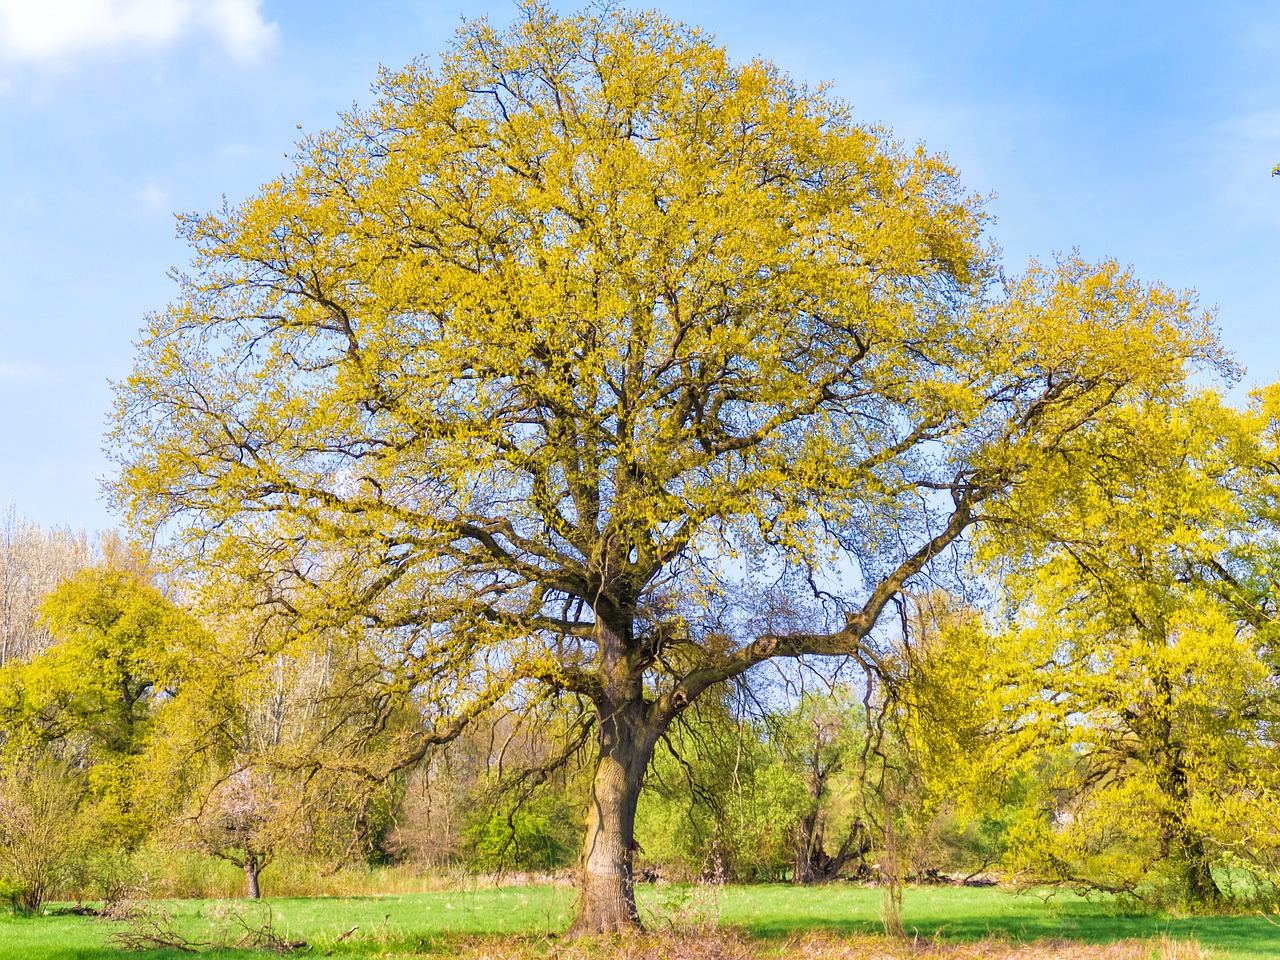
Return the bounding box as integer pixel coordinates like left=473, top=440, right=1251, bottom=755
left=0, top=755, right=85, bottom=912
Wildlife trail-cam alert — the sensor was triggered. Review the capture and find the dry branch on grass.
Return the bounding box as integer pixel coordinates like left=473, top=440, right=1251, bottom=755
left=101, top=896, right=306, bottom=953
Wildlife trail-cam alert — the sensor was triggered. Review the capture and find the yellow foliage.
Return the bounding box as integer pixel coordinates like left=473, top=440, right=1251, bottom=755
left=977, top=389, right=1280, bottom=902
left=109, top=3, right=1222, bottom=725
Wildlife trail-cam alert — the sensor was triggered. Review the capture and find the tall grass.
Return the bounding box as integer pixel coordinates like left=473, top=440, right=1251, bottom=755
left=121, top=848, right=573, bottom=900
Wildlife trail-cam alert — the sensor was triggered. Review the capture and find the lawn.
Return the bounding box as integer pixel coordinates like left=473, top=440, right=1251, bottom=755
left=1, top=884, right=1276, bottom=959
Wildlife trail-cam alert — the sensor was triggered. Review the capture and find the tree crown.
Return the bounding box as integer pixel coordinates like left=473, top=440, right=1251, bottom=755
left=110, top=3, right=1225, bottom=770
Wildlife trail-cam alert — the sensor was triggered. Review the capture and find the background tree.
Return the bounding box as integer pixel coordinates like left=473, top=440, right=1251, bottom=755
left=635, top=690, right=808, bottom=883
left=979, top=393, right=1278, bottom=906
left=189, top=765, right=310, bottom=899
left=0, top=505, right=93, bottom=668
left=892, top=592, right=1014, bottom=879
left=0, top=567, right=203, bottom=849
left=385, top=700, right=594, bottom=876
left=138, top=600, right=409, bottom=895
left=765, top=688, right=870, bottom=884
left=109, top=3, right=1226, bottom=933
left=384, top=720, right=500, bottom=871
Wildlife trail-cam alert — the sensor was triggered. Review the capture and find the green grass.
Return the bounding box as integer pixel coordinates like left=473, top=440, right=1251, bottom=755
left=1, top=884, right=1277, bottom=959
left=716, top=885, right=1280, bottom=958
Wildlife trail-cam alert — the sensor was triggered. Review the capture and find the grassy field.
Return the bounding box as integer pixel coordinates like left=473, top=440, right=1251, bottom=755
left=0, top=884, right=1276, bottom=959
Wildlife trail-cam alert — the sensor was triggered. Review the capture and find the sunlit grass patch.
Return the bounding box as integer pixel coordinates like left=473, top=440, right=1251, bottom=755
left=1, top=884, right=1276, bottom=959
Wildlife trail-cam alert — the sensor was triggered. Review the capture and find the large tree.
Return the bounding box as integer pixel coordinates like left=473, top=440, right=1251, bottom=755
left=109, top=4, right=1224, bottom=933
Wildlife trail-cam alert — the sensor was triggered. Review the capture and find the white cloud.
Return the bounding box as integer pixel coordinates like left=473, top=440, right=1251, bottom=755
left=0, top=0, right=276, bottom=63
left=198, top=0, right=272, bottom=59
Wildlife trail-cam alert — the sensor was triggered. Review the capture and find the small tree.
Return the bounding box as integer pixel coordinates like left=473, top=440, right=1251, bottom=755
left=191, top=766, right=305, bottom=899
left=0, top=755, right=84, bottom=912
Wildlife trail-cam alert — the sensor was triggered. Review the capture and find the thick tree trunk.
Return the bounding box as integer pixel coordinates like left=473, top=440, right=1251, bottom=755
left=1144, top=660, right=1220, bottom=908
left=245, top=855, right=262, bottom=899
left=1182, top=857, right=1220, bottom=907
left=1148, top=724, right=1220, bottom=905
left=1174, top=830, right=1221, bottom=907
left=1154, top=797, right=1221, bottom=906
left=569, top=745, right=648, bottom=934
left=566, top=616, right=660, bottom=937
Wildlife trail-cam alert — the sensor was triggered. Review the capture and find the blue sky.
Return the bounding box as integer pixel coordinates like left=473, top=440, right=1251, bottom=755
left=1, top=0, right=1278, bottom=533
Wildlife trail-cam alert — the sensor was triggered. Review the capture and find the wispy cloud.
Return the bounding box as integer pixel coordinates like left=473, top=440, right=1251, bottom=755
left=217, top=142, right=263, bottom=162
left=135, top=178, right=170, bottom=214
left=0, top=361, right=44, bottom=383
left=0, top=0, right=277, bottom=64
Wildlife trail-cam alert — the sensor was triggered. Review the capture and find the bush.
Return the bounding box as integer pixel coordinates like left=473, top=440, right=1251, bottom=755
left=0, top=755, right=86, bottom=912
left=465, top=804, right=577, bottom=873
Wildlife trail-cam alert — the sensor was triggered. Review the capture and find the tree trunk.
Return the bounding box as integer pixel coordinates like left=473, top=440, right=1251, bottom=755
left=569, top=750, right=645, bottom=934
left=792, top=808, right=821, bottom=884
left=1140, top=657, right=1220, bottom=908
left=1147, top=716, right=1220, bottom=907
left=245, top=855, right=262, bottom=899
left=795, top=812, right=870, bottom=884
left=566, top=647, right=658, bottom=937
left=1175, top=830, right=1221, bottom=907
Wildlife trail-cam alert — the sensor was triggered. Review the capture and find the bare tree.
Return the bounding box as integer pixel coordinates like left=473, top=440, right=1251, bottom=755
left=0, top=504, right=94, bottom=667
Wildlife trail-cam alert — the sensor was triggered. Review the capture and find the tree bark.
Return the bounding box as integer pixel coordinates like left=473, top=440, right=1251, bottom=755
left=1151, top=770, right=1221, bottom=906
left=566, top=612, right=659, bottom=937
left=569, top=745, right=648, bottom=934
left=245, top=855, right=262, bottom=900
left=1173, top=828, right=1221, bottom=907
left=1144, top=664, right=1221, bottom=908
left=793, top=808, right=822, bottom=884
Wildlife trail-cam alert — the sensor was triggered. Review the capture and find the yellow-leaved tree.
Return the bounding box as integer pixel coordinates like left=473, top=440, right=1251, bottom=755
left=109, top=4, right=1225, bottom=932
left=978, top=391, right=1280, bottom=906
